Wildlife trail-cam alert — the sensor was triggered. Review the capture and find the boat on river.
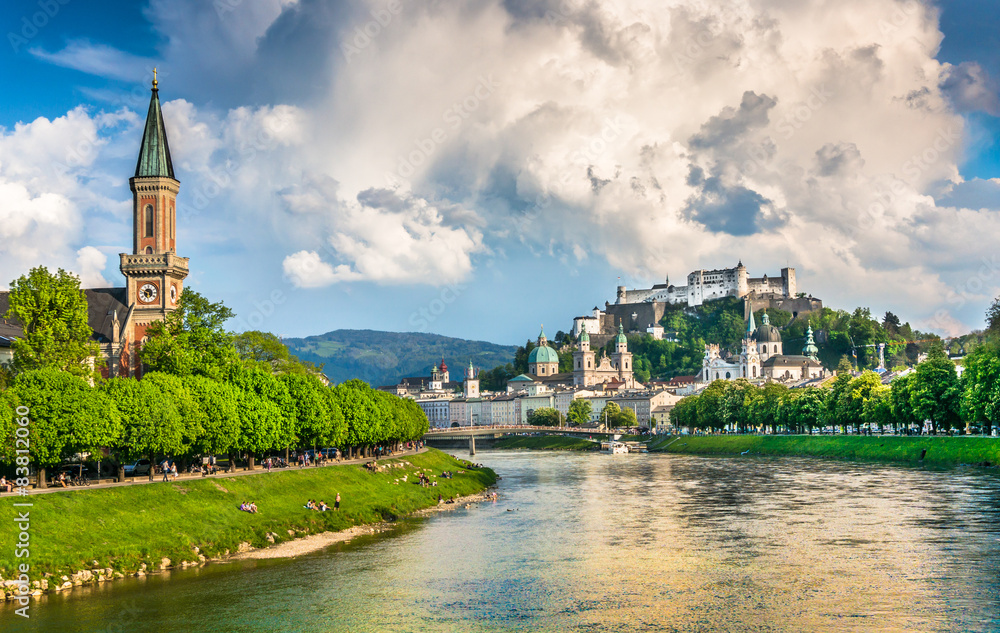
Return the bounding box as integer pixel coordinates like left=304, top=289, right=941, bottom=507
left=601, top=441, right=629, bottom=454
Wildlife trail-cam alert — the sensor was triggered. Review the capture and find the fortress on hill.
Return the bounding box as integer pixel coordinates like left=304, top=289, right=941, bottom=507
left=574, top=262, right=822, bottom=349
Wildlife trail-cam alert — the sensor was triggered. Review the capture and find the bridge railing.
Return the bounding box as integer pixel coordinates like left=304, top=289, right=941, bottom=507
left=424, top=425, right=616, bottom=435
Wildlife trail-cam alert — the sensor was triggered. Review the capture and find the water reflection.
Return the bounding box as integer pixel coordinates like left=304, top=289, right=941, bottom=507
left=4, top=452, right=1000, bottom=632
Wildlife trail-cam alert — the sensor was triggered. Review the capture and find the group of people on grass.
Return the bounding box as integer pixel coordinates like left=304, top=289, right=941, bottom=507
left=240, top=501, right=258, bottom=513
left=304, top=493, right=340, bottom=512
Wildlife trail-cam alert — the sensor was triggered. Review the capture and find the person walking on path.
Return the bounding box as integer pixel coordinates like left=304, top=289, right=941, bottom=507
left=335, top=493, right=341, bottom=511
left=161, top=460, right=170, bottom=482
left=266, top=457, right=272, bottom=473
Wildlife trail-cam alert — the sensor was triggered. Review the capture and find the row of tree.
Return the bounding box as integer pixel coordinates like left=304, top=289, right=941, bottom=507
left=669, top=342, right=1000, bottom=435
left=0, top=268, right=429, bottom=486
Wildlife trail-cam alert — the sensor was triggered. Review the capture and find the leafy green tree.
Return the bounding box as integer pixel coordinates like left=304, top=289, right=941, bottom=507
left=787, top=387, right=827, bottom=434
left=234, top=330, right=324, bottom=375
left=333, top=379, right=389, bottom=458
left=890, top=373, right=919, bottom=433
left=567, top=399, right=593, bottom=426
left=862, top=385, right=893, bottom=432
left=9, top=369, right=121, bottom=487
left=5, top=267, right=100, bottom=378
left=960, top=340, right=1000, bottom=434
left=102, top=376, right=184, bottom=480
left=599, top=401, right=621, bottom=428
left=527, top=407, right=562, bottom=426
left=615, top=407, right=638, bottom=428
left=748, top=382, right=787, bottom=433
left=279, top=373, right=343, bottom=452
left=183, top=374, right=242, bottom=459
left=225, top=363, right=295, bottom=467
left=140, top=290, right=238, bottom=379
left=670, top=395, right=699, bottom=431
left=910, top=345, right=961, bottom=433
left=987, top=296, right=1000, bottom=338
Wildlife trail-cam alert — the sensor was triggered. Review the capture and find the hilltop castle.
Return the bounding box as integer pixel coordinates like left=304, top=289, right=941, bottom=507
left=574, top=262, right=822, bottom=349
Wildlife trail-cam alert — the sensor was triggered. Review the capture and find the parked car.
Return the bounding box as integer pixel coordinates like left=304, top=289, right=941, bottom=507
left=124, top=459, right=152, bottom=477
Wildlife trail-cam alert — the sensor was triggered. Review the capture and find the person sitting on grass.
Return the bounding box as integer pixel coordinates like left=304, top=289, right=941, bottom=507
left=305, top=499, right=316, bottom=510
left=240, top=501, right=248, bottom=512
left=249, top=502, right=258, bottom=514
left=319, top=501, right=329, bottom=511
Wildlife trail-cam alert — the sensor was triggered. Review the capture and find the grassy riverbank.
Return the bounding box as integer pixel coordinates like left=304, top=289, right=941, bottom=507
left=648, top=435, right=1000, bottom=467
left=0, top=449, right=495, bottom=583
left=493, top=436, right=600, bottom=451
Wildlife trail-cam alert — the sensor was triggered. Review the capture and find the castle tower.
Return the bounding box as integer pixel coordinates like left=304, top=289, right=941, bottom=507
left=573, top=328, right=595, bottom=386
left=781, top=267, right=796, bottom=297
left=736, top=260, right=749, bottom=297
left=464, top=361, right=479, bottom=398
left=120, top=73, right=189, bottom=347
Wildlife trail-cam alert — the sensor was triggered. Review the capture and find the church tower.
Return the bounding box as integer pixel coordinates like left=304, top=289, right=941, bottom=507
left=463, top=361, right=479, bottom=398
left=740, top=306, right=760, bottom=379
left=120, top=73, right=189, bottom=344
left=573, top=328, right=595, bottom=386
left=610, top=322, right=633, bottom=384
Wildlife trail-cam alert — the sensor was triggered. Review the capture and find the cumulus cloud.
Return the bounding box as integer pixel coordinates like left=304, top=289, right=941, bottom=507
left=75, top=246, right=110, bottom=287
left=16, top=0, right=1000, bottom=334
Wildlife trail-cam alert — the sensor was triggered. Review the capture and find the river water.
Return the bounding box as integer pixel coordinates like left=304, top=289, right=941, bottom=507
left=5, top=451, right=1000, bottom=632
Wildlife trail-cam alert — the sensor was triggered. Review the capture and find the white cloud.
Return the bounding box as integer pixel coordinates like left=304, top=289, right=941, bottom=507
left=75, top=246, right=110, bottom=288
left=16, top=0, right=1000, bottom=334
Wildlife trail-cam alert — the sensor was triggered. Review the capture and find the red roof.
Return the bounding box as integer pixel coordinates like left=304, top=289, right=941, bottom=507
left=667, top=375, right=698, bottom=385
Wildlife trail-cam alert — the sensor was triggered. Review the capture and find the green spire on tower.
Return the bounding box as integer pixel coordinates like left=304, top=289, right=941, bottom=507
left=135, top=70, right=175, bottom=179
left=746, top=309, right=757, bottom=337
left=803, top=326, right=819, bottom=360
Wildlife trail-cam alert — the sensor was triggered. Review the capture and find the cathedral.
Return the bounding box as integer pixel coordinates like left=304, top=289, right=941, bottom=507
left=701, top=306, right=825, bottom=384
left=514, top=324, right=638, bottom=390
left=0, top=76, right=188, bottom=379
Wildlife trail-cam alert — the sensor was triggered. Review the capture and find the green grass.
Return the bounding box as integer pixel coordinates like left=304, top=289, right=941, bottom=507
left=493, top=436, right=600, bottom=451
left=0, top=449, right=495, bottom=581
left=648, top=434, right=1000, bottom=467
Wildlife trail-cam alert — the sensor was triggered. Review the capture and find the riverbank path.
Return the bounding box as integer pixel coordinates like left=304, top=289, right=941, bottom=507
left=4, top=447, right=431, bottom=497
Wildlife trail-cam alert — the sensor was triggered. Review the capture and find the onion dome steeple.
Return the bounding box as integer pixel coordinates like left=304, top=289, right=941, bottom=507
left=135, top=69, right=175, bottom=179
left=803, top=326, right=819, bottom=360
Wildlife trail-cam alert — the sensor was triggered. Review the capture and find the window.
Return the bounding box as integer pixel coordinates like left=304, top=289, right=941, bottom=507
left=725, top=371, right=731, bottom=379
left=144, top=205, right=153, bottom=237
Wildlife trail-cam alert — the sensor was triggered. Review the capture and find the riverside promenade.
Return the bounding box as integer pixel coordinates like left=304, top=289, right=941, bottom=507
left=4, top=447, right=430, bottom=497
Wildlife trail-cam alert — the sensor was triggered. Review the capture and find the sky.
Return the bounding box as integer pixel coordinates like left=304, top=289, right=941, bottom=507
left=0, top=0, right=998, bottom=346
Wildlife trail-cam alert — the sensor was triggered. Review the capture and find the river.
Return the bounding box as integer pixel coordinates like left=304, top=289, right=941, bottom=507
left=4, top=450, right=1000, bottom=632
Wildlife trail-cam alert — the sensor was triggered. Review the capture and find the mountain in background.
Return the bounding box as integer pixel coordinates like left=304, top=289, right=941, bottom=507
left=283, top=330, right=519, bottom=387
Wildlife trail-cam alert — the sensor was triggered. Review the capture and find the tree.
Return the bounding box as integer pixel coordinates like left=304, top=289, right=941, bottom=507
left=910, top=345, right=961, bottom=433
left=102, top=376, right=184, bottom=480
left=225, top=363, right=295, bottom=467
left=527, top=407, right=562, bottom=426
left=960, top=340, right=1000, bottom=434
left=987, top=296, right=1000, bottom=338
left=670, top=395, right=699, bottom=432
left=567, top=399, right=593, bottom=426
left=615, top=407, right=638, bottom=428
left=890, top=373, right=919, bottom=433
left=183, top=374, right=242, bottom=459
left=280, top=373, right=342, bottom=452
left=12, top=369, right=122, bottom=487
left=599, top=401, right=621, bottom=428
left=140, top=289, right=237, bottom=379
left=333, top=379, right=389, bottom=458
left=787, top=387, right=827, bottom=434
left=5, top=267, right=100, bottom=378
left=234, top=330, right=323, bottom=375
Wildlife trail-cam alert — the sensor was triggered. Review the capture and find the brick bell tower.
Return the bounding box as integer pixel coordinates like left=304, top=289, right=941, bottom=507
left=120, top=71, right=189, bottom=345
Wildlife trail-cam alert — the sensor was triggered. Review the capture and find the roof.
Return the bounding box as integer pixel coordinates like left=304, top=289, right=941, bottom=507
left=0, top=287, right=129, bottom=344
left=135, top=79, right=176, bottom=179
left=528, top=344, right=559, bottom=364
left=667, top=375, right=698, bottom=384
left=762, top=354, right=823, bottom=368
left=509, top=374, right=535, bottom=382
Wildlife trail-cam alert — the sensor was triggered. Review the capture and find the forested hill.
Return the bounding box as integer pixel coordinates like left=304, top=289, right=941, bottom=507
left=283, top=330, right=518, bottom=387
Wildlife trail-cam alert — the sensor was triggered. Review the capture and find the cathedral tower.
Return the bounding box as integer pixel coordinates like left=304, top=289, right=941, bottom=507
left=120, top=73, right=189, bottom=342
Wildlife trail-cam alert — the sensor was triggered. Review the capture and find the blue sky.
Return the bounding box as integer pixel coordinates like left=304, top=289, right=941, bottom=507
left=1, top=0, right=998, bottom=345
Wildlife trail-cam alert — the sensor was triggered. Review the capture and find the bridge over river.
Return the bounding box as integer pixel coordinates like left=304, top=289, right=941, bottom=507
left=423, top=425, right=621, bottom=455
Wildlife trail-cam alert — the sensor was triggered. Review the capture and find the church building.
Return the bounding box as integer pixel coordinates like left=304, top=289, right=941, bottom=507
left=0, top=76, right=188, bottom=379
left=701, top=304, right=825, bottom=384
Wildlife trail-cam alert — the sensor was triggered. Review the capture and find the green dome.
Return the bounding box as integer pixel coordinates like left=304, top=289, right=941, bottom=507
left=528, top=344, right=559, bottom=365
left=615, top=323, right=627, bottom=344
left=578, top=329, right=590, bottom=343
left=802, top=326, right=819, bottom=360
